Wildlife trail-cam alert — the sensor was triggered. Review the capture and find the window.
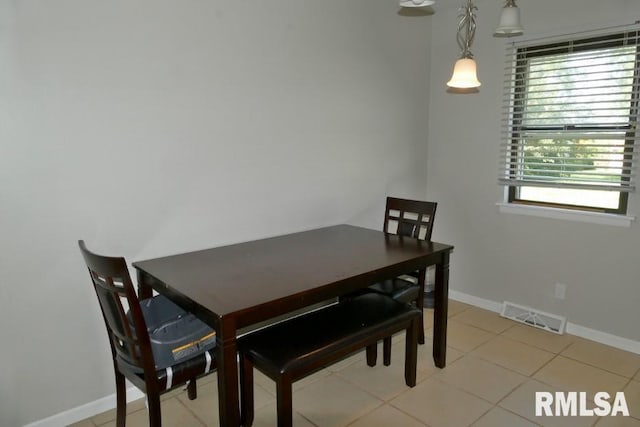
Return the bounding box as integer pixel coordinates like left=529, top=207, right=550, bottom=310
left=499, top=29, right=640, bottom=215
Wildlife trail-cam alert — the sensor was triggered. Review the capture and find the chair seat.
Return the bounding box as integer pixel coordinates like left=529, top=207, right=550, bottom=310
left=367, top=277, right=420, bottom=304
left=239, top=293, right=420, bottom=378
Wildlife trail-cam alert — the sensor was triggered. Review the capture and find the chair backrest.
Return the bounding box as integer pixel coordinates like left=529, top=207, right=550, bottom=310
left=383, top=197, right=437, bottom=241
left=78, top=241, right=156, bottom=376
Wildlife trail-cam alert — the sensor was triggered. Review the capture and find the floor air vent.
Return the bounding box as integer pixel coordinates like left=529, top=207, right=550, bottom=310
left=500, top=301, right=567, bottom=335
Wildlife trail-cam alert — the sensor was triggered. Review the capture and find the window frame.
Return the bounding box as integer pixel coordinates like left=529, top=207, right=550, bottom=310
left=503, top=31, right=640, bottom=215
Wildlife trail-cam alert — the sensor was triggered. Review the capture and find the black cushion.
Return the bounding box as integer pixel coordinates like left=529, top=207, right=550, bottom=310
left=238, top=293, right=420, bottom=376
left=367, top=277, right=420, bottom=304
left=120, top=348, right=216, bottom=391
left=152, top=348, right=215, bottom=390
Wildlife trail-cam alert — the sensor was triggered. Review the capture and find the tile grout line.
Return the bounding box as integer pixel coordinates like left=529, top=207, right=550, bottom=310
left=557, top=345, right=640, bottom=379
left=343, top=400, right=386, bottom=427
left=172, top=395, right=207, bottom=427
left=465, top=342, right=554, bottom=378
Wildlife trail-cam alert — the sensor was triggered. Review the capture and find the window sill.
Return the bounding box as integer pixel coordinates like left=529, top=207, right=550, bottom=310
left=496, top=203, right=635, bottom=227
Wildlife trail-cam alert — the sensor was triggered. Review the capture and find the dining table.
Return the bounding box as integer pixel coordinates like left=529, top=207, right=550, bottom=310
left=133, top=224, right=453, bottom=426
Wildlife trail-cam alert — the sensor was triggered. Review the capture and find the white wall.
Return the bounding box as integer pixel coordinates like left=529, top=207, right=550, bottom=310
left=427, top=0, right=640, bottom=344
left=0, top=1, right=432, bottom=425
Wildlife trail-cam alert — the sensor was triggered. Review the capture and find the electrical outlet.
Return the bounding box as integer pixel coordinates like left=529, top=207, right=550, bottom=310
left=554, top=283, right=567, bottom=300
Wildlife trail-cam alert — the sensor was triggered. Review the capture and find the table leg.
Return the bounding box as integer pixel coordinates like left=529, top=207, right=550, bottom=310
left=216, top=321, right=241, bottom=426
left=433, top=251, right=450, bottom=368
left=416, top=268, right=426, bottom=345
left=135, top=270, right=154, bottom=300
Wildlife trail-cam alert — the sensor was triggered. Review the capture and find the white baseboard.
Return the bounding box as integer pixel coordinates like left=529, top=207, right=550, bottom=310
left=24, top=290, right=640, bottom=427
left=22, top=387, right=144, bottom=427
left=449, top=289, right=503, bottom=313
left=449, top=290, right=640, bottom=355
left=565, top=323, right=640, bottom=355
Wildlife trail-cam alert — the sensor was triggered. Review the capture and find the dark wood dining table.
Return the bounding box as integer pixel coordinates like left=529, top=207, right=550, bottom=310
left=133, top=224, right=453, bottom=426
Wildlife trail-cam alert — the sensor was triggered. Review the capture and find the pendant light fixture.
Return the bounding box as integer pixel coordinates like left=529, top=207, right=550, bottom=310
left=447, top=0, right=481, bottom=89
left=494, top=0, right=523, bottom=37
left=399, top=0, right=435, bottom=7
left=395, top=0, right=523, bottom=90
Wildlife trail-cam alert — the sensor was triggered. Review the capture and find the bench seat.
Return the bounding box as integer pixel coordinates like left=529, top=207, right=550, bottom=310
left=238, top=292, right=422, bottom=427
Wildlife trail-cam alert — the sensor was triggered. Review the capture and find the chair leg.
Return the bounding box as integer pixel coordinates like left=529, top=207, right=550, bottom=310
left=240, top=355, right=255, bottom=427
left=366, top=343, right=377, bottom=367
left=187, top=378, right=197, bottom=400
left=404, top=318, right=419, bottom=387
left=147, top=391, right=162, bottom=427
left=383, top=336, right=392, bottom=366
left=276, top=376, right=293, bottom=427
left=114, top=371, right=127, bottom=427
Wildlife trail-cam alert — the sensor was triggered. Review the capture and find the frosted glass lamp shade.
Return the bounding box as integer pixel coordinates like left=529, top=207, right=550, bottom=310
left=494, top=5, right=523, bottom=36
left=399, top=0, right=435, bottom=7
left=447, top=58, right=481, bottom=88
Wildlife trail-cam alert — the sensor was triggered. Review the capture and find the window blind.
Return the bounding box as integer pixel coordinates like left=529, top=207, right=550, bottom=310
left=499, top=27, right=640, bottom=193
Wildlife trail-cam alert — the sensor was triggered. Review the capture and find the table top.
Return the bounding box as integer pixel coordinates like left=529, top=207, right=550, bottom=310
left=133, top=224, right=453, bottom=328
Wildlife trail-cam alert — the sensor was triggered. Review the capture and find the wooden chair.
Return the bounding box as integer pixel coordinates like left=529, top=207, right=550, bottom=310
left=78, top=241, right=216, bottom=427
left=367, top=197, right=437, bottom=365
left=238, top=292, right=421, bottom=427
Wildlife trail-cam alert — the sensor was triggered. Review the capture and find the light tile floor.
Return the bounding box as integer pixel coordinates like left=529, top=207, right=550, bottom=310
left=70, top=301, right=640, bottom=426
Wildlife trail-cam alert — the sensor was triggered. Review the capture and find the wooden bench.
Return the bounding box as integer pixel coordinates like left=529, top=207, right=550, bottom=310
left=238, top=292, right=422, bottom=427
